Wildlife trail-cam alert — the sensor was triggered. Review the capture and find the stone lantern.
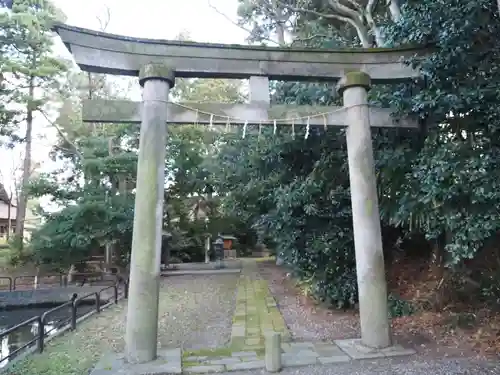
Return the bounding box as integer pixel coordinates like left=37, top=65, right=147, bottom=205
left=213, top=235, right=225, bottom=269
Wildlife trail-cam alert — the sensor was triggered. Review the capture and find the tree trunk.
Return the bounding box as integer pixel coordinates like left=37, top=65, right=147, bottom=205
left=205, top=236, right=210, bottom=263
left=15, top=76, right=35, bottom=246
left=429, top=231, right=449, bottom=279
left=387, top=0, right=402, bottom=22
left=6, top=194, right=11, bottom=240
left=351, top=21, right=372, bottom=47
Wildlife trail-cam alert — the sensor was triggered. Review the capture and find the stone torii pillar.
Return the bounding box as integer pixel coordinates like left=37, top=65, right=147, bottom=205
left=125, top=63, right=174, bottom=364
left=338, top=71, right=391, bottom=349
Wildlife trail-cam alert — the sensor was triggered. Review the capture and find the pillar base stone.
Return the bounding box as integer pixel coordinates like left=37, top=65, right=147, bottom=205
left=90, top=349, right=182, bottom=375
left=335, top=339, right=415, bottom=360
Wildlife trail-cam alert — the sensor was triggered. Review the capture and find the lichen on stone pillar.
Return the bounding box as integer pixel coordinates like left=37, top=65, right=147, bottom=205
left=139, top=63, right=176, bottom=88
left=337, top=71, right=371, bottom=95
left=125, top=63, right=175, bottom=364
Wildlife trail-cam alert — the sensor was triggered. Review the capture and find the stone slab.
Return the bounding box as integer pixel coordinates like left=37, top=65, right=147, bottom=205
left=207, top=358, right=241, bottom=365
left=318, top=355, right=350, bottom=364
left=226, top=360, right=266, bottom=371
left=231, top=327, right=245, bottom=336
left=294, top=349, right=319, bottom=357
left=162, top=269, right=241, bottom=276
left=183, top=365, right=225, bottom=373
left=91, top=349, right=182, bottom=375
left=335, top=339, right=386, bottom=359
left=335, top=339, right=416, bottom=360
left=313, top=343, right=349, bottom=358
left=231, top=351, right=257, bottom=357
left=184, top=356, right=207, bottom=362
left=281, top=354, right=318, bottom=367
left=381, top=344, right=417, bottom=357
left=289, top=342, right=315, bottom=350
left=166, top=261, right=242, bottom=271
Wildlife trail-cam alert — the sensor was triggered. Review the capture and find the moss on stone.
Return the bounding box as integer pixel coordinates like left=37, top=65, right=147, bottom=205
left=182, top=360, right=202, bottom=367
left=183, top=347, right=234, bottom=358
left=139, top=63, right=175, bottom=87
left=337, top=71, right=371, bottom=94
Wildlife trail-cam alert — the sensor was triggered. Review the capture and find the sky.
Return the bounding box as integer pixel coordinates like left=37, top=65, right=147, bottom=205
left=0, top=0, right=248, bottom=199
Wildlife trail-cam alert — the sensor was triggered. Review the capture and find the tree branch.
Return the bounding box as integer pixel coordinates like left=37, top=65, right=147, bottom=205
left=96, top=5, right=111, bottom=32
left=294, top=33, right=331, bottom=42
left=207, top=0, right=280, bottom=45
left=366, top=0, right=384, bottom=46
left=326, top=0, right=363, bottom=20
left=38, top=109, right=83, bottom=159
left=386, top=0, right=402, bottom=22
left=275, top=0, right=371, bottom=47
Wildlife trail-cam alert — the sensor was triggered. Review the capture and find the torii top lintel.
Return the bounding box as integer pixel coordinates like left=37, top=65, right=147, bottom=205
left=54, top=23, right=424, bottom=83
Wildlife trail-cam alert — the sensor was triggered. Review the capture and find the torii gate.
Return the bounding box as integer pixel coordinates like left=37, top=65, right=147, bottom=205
left=55, top=24, right=422, bottom=365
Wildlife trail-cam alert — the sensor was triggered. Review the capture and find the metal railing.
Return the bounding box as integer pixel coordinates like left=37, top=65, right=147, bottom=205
left=0, top=281, right=128, bottom=365
left=0, top=272, right=124, bottom=291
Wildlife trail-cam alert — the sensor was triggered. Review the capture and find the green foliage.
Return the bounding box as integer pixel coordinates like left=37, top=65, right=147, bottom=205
left=29, top=198, right=133, bottom=267
left=388, top=294, right=415, bottom=318
left=379, top=0, right=500, bottom=264
left=213, top=0, right=500, bottom=310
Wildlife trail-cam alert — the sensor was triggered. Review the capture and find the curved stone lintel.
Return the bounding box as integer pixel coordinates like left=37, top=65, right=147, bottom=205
left=139, top=64, right=175, bottom=87
left=337, top=71, right=371, bottom=95
left=54, top=24, right=424, bottom=83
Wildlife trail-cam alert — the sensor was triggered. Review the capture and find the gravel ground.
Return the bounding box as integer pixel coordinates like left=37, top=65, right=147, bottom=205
left=5, top=274, right=238, bottom=375
left=257, top=261, right=360, bottom=341
left=220, top=357, right=500, bottom=375
left=257, top=261, right=479, bottom=358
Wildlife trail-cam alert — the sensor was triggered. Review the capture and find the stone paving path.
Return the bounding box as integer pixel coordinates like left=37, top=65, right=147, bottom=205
left=20, top=259, right=416, bottom=375
left=230, top=260, right=291, bottom=349
left=181, top=260, right=416, bottom=373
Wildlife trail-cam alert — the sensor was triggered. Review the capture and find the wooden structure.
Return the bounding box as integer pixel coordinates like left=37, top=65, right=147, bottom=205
left=221, top=235, right=237, bottom=259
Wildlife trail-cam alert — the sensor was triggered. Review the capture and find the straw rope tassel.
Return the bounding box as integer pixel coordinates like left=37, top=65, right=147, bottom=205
left=242, top=120, right=248, bottom=138
left=305, top=116, right=310, bottom=139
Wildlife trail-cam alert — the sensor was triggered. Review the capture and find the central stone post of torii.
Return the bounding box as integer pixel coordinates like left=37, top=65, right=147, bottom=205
left=125, top=63, right=174, bottom=364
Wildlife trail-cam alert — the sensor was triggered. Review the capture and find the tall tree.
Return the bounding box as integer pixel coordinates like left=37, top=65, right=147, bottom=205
left=0, top=0, right=67, bottom=245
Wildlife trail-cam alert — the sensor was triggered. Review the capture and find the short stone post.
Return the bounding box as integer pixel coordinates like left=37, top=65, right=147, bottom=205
left=265, top=331, right=282, bottom=372
left=125, top=63, right=175, bottom=364
left=205, top=235, right=210, bottom=264
left=337, top=71, right=391, bottom=349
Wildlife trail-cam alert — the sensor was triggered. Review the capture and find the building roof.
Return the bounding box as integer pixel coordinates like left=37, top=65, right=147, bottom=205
left=0, top=183, right=10, bottom=204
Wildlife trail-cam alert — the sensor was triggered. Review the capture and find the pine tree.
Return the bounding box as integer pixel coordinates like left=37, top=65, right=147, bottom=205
left=0, top=0, right=67, bottom=245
